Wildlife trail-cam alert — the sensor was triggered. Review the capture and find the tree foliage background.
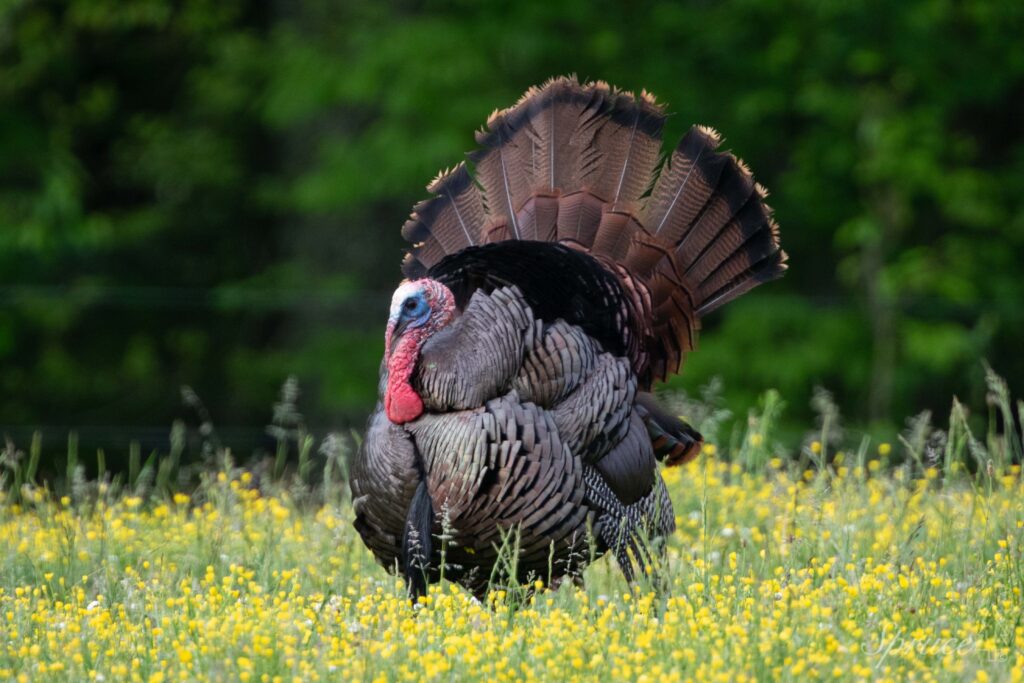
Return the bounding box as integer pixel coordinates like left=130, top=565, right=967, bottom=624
left=2, top=0, right=1022, bottom=460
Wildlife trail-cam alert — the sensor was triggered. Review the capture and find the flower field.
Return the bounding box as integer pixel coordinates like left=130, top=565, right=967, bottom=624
left=1, top=437, right=1021, bottom=683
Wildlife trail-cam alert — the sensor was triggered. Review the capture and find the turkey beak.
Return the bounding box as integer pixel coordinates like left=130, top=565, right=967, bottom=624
left=388, top=318, right=411, bottom=356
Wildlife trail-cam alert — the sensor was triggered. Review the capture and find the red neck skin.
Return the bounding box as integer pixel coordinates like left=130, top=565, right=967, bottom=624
left=384, top=329, right=425, bottom=424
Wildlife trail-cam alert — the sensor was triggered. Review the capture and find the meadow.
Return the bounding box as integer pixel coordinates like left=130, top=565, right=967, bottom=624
left=1, top=379, right=1022, bottom=683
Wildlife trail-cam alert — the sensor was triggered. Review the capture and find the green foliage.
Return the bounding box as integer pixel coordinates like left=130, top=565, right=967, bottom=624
left=1, top=0, right=1023, bottom=462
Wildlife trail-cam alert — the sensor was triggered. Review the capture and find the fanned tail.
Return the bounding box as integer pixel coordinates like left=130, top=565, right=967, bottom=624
left=400, top=76, right=787, bottom=384
left=629, top=126, right=788, bottom=377
left=404, top=77, right=665, bottom=274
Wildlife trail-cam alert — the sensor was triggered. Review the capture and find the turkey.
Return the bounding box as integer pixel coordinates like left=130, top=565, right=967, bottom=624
left=350, top=77, right=787, bottom=599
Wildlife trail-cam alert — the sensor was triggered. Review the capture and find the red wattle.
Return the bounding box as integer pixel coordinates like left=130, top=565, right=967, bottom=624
left=386, top=383, right=424, bottom=424
left=385, top=333, right=425, bottom=424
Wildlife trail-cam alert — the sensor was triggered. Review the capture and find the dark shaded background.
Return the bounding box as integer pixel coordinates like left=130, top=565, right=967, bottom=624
left=2, top=0, right=1022, bottom=463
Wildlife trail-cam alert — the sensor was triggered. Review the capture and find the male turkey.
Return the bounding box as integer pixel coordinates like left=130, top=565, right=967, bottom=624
left=350, top=77, right=787, bottom=599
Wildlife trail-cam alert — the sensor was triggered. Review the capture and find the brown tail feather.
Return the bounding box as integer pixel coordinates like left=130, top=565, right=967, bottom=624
left=673, top=157, right=757, bottom=268
left=592, top=211, right=643, bottom=260
left=586, top=93, right=664, bottom=211
left=639, top=134, right=785, bottom=374
left=644, top=126, right=728, bottom=245
left=556, top=191, right=604, bottom=246
left=399, top=76, right=786, bottom=383
left=524, top=79, right=601, bottom=194
left=515, top=194, right=559, bottom=242
left=402, top=164, right=486, bottom=275
left=469, top=116, right=531, bottom=239
left=696, top=222, right=786, bottom=316
left=683, top=197, right=769, bottom=284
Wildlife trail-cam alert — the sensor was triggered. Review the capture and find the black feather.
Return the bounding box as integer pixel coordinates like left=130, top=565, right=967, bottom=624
left=635, top=393, right=703, bottom=465
left=424, top=241, right=637, bottom=361
left=401, top=479, right=434, bottom=601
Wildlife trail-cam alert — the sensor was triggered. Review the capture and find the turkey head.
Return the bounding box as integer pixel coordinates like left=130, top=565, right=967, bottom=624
left=384, top=279, right=455, bottom=424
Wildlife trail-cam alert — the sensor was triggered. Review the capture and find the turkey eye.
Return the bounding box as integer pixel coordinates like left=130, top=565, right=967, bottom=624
left=404, top=299, right=418, bottom=311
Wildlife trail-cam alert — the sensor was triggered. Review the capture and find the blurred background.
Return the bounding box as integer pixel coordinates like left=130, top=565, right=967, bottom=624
left=2, top=0, right=1022, bottom=466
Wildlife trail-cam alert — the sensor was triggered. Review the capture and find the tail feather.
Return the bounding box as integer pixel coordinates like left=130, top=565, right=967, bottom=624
left=399, top=76, right=787, bottom=383
left=592, top=211, right=643, bottom=260
left=402, top=164, right=487, bottom=275
left=636, top=393, right=703, bottom=466
left=645, top=126, right=728, bottom=244
left=516, top=194, right=560, bottom=242
left=525, top=79, right=600, bottom=194
left=556, top=191, right=604, bottom=246
left=674, top=156, right=757, bottom=268
left=586, top=92, right=664, bottom=210
left=696, top=221, right=786, bottom=316
left=469, top=116, right=531, bottom=240
left=683, top=196, right=768, bottom=284
left=622, top=232, right=674, bottom=277
left=412, top=165, right=485, bottom=247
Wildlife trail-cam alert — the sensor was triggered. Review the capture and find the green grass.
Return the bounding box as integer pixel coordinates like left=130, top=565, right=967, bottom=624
left=0, top=373, right=1021, bottom=682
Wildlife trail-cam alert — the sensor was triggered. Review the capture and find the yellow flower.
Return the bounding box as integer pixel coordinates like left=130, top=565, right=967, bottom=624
left=0, top=458, right=1020, bottom=683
